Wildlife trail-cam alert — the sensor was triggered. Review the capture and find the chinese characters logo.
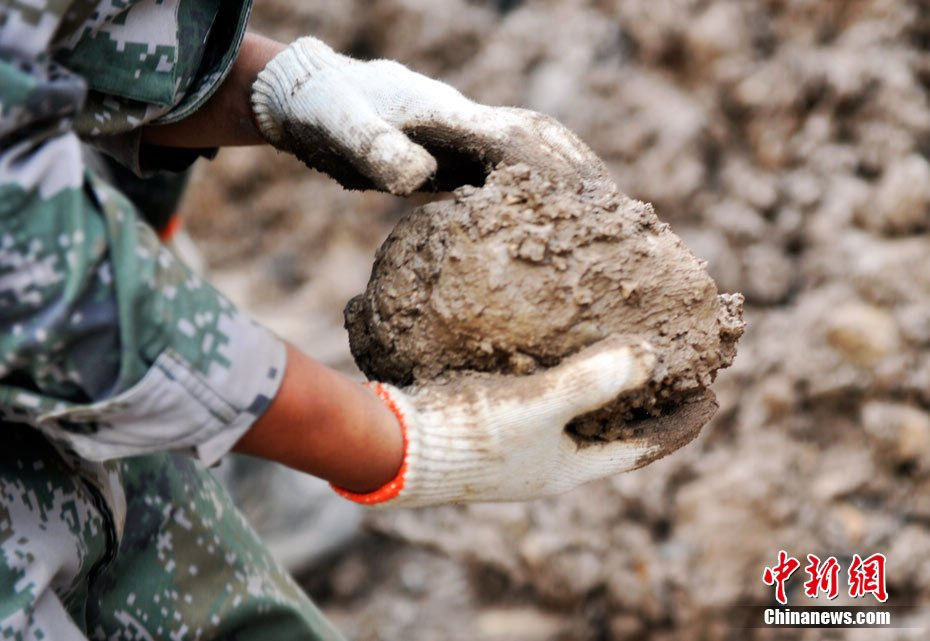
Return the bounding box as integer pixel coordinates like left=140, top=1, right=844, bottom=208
left=762, top=550, right=887, bottom=605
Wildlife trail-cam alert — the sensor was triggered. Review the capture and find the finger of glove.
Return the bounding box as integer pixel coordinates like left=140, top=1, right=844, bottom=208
left=496, top=108, right=610, bottom=184
left=344, top=65, right=604, bottom=191
left=500, top=108, right=596, bottom=164
left=404, top=106, right=610, bottom=191
left=354, top=62, right=499, bottom=192
left=490, top=337, right=655, bottom=429
left=285, top=84, right=438, bottom=195
left=562, top=390, right=718, bottom=482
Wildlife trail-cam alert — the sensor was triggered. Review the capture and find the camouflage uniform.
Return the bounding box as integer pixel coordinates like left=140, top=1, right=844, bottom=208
left=1, top=2, right=344, bottom=639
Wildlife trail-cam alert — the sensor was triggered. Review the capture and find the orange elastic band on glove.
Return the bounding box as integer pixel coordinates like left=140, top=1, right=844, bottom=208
left=331, top=383, right=409, bottom=505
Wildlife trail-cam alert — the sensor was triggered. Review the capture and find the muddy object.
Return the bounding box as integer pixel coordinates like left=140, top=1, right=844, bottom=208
left=345, top=163, right=744, bottom=439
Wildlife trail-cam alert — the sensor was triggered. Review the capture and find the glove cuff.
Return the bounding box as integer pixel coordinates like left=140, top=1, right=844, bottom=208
left=251, top=59, right=286, bottom=145
left=251, top=36, right=344, bottom=146
left=331, top=382, right=495, bottom=508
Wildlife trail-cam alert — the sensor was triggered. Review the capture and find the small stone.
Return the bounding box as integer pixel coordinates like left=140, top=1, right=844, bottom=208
left=862, top=401, right=930, bottom=466
left=825, top=303, right=900, bottom=367
left=608, top=614, right=645, bottom=640
left=862, top=154, right=930, bottom=235
left=329, top=556, right=369, bottom=599
left=475, top=608, right=566, bottom=640
left=758, top=376, right=795, bottom=418
left=399, top=561, right=429, bottom=596
left=741, top=242, right=794, bottom=305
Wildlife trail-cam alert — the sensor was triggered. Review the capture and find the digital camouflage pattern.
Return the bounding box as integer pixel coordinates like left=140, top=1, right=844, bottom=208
left=1, top=424, right=346, bottom=641
left=1, top=1, right=344, bottom=639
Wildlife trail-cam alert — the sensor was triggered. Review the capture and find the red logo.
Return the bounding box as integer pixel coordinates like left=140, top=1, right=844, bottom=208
left=762, top=550, right=801, bottom=605
left=848, top=553, right=888, bottom=602
left=803, top=554, right=841, bottom=600
left=763, top=552, right=888, bottom=605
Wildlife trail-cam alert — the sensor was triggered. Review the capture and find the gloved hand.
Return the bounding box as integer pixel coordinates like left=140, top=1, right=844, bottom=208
left=251, top=36, right=607, bottom=195
left=331, top=338, right=716, bottom=507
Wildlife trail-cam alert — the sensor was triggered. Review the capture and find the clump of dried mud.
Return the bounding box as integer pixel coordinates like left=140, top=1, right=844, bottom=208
left=345, top=162, right=743, bottom=436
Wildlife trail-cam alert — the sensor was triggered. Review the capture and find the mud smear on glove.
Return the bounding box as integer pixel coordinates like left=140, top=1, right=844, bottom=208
left=345, top=162, right=744, bottom=441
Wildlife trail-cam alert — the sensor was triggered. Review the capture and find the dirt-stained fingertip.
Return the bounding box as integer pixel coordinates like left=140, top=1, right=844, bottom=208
left=364, top=131, right=438, bottom=195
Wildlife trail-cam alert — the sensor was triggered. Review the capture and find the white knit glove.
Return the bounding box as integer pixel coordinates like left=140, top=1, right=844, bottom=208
left=251, top=36, right=606, bottom=195
left=331, top=338, right=716, bottom=507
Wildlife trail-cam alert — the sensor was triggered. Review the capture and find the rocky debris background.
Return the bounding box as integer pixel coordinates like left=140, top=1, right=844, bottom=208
left=183, top=1, right=930, bottom=639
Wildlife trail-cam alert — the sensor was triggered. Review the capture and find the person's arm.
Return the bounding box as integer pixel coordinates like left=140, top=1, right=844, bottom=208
left=140, top=33, right=286, bottom=149
left=235, top=344, right=404, bottom=494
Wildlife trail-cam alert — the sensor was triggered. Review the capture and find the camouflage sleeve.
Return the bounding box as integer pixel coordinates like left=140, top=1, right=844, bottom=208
left=60, top=0, right=251, bottom=176
left=0, top=2, right=285, bottom=465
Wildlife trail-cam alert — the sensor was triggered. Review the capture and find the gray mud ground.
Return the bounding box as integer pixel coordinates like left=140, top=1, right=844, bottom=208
left=185, top=1, right=930, bottom=639
left=344, top=162, right=744, bottom=437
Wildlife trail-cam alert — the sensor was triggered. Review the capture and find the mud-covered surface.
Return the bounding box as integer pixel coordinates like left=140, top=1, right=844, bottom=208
left=345, top=162, right=744, bottom=436
left=183, top=1, right=930, bottom=639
